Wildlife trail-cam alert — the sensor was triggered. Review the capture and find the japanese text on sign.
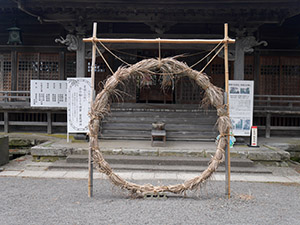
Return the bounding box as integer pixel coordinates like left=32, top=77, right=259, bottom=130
left=229, top=80, right=254, bottom=136
left=67, top=78, right=91, bottom=133
left=30, top=80, right=67, bottom=107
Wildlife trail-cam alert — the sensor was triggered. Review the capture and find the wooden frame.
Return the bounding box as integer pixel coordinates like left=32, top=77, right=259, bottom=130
left=83, top=23, right=235, bottom=198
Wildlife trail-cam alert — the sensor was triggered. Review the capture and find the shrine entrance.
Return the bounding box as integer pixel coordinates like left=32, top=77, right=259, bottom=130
left=139, top=75, right=173, bottom=103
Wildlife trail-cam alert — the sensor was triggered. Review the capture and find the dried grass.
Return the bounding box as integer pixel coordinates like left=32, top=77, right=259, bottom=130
left=88, top=57, right=231, bottom=196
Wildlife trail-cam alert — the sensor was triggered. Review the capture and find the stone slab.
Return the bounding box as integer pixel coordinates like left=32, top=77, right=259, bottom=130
left=115, top=172, right=133, bottom=180
left=40, top=171, right=67, bottom=178
left=286, top=176, right=300, bottom=183
left=18, top=170, right=45, bottom=178
left=131, top=172, right=155, bottom=180
left=63, top=171, right=88, bottom=179
left=0, top=170, right=22, bottom=177
left=154, top=172, right=177, bottom=180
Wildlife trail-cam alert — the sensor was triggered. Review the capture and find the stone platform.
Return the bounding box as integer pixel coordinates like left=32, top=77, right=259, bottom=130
left=28, top=134, right=291, bottom=164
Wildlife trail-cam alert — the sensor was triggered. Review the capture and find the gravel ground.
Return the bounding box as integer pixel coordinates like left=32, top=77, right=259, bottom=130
left=0, top=177, right=299, bottom=225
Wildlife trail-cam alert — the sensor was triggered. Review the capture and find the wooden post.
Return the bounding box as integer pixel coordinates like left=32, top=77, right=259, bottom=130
left=11, top=50, right=17, bottom=92
left=266, top=113, right=271, bottom=138
left=47, top=112, right=52, bottom=134
left=4, top=111, right=8, bottom=133
left=224, top=23, right=231, bottom=199
left=59, top=51, right=65, bottom=80
left=88, top=22, right=97, bottom=198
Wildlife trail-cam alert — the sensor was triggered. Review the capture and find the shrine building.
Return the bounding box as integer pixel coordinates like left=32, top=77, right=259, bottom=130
left=0, top=0, right=300, bottom=139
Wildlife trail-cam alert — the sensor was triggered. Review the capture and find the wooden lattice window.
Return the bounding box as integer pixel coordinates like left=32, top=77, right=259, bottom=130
left=209, top=57, right=226, bottom=88
left=65, top=53, right=76, bottom=78
left=175, top=77, right=203, bottom=104
left=0, top=53, right=11, bottom=91
left=244, top=56, right=254, bottom=80
left=17, top=53, right=39, bottom=91
left=39, top=53, right=59, bottom=80
left=17, top=53, right=60, bottom=91
left=259, top=56, right=280, bottom=95
left=280, top=56, right=300, bottom=95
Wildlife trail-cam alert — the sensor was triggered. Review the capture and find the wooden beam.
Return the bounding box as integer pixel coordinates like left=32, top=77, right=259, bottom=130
left=83, top=37, right=235, bottom=44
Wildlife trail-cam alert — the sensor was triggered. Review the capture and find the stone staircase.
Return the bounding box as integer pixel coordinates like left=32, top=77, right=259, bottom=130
left=100, top=103, right=218, bottom=141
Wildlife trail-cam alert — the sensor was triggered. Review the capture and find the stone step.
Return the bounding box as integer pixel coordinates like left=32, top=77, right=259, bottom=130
left=110, top=103, right=214, bottom=111
left=101, top=123, right=216, bottom=131
left=103, top=117, right=217, bottom=126
left=66, top=155, right=254, bottom=167
left=100, top=130, right=217, bottom=140
left=101, top=104, right=218, bottom=141
left=107, top=111, right=217, bottom=118
left=49, top=161, right=271, bottom=174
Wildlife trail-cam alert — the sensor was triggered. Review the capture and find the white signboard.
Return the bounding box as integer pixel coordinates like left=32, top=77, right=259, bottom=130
left=229, top=80, right=254, bottom=136
left=67, top=78, right=91, bottom=133
left=30, top=80, right=67, bottom=107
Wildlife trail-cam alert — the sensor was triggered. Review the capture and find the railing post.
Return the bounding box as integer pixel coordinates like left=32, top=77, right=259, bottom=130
left=4, top=92, right=8, bottom=102
left=4, top=112, right=9, bottom=133
left=266, top=113, right=271, bottom=138
left=267, top=96, right=271, bottom=108
left=47, top=112, right=52, bottom=134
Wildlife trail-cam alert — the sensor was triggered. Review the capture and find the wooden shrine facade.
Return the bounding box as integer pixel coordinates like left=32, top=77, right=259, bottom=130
left=1, top=0, right=300, bottom=98
left=1, top=50, right=300, bottom=103
left=0, top=0, right=300, bottom=136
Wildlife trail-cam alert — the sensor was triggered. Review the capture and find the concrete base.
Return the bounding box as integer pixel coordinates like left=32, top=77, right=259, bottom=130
left=0, top=136, right=9, bottom=166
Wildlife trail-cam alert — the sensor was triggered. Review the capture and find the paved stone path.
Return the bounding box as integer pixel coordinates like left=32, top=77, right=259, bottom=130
left=1, top=155, right=300, bottom=184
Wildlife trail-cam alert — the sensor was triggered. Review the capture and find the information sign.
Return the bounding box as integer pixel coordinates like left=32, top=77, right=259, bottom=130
left=67, top=78, right=91, bottom=133
left=30, top=80, right=67, bottom=107
left=229, top=80, right=254, bottom=136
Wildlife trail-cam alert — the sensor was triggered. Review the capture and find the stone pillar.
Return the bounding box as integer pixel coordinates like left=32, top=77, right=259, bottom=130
left=234, top=38, right=245, bottom=80
left=233, top=35, right=267, bottom=80
left=76, top=36, right=86, bottom=77
left=55, top=34, right=86, bottom=78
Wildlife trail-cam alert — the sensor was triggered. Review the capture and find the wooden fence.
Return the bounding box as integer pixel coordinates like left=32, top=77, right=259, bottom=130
left=0, top=91, right=299, bottom=137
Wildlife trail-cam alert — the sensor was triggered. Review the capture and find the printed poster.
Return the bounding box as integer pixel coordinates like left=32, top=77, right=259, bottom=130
left=229, top=80, right=254, bottom=136
left=67, top=78, right=91, bottom=133
left=30, top=80, right=67, bottom=107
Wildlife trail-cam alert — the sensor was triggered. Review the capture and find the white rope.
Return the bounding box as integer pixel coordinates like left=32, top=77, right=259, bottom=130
left=93, top=41, right=114, bottom=75
left=97, top=40, right=131, bottom=66
left=200, top=44, right=225, bottom=73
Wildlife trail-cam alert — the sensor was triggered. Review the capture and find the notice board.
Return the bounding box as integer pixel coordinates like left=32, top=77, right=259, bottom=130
left=30, top=80, right=67, bottom=107
left=67, top=78, right=91, bottom=133
left=229, top=80, right=254, bottom=136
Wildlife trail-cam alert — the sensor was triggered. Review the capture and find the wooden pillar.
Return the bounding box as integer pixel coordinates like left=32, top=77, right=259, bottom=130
left=47, top=112, right=52, bottom=134
left=76, top=37, right=86, bottom=77
left=254, top=51, right=260, bottom=94
left=11, top=50, right=17, bottom=91
left=4, top=112, right=8, bottom=133
left=59, top=51, right=65, bottom=80
left=266, top=113, right=271, bottom=138
left=234, top=37, right=245, bottom=80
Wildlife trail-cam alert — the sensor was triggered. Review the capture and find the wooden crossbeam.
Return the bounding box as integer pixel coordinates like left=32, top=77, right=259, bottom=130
left=83, top=37, right=235, bottom=44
